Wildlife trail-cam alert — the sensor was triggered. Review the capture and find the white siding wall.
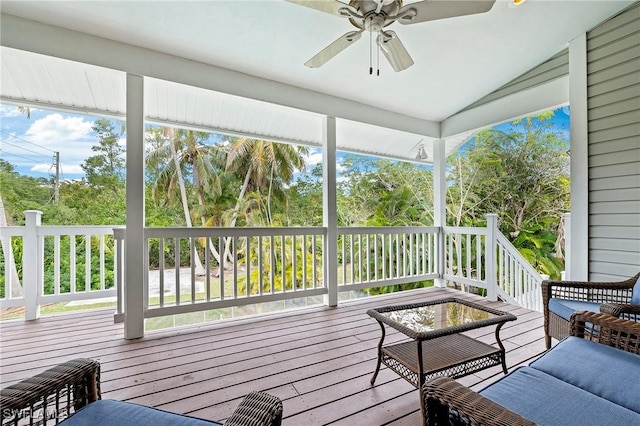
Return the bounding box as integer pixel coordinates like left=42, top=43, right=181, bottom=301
left=587, top=2, right=640, bottom=280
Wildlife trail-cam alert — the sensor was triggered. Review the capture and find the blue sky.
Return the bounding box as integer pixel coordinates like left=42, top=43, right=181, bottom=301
left=1, top=103, right=570, bottom=180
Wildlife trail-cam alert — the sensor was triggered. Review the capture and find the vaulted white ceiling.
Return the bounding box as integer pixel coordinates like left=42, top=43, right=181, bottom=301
left=0, top=0, right=635, bottom=162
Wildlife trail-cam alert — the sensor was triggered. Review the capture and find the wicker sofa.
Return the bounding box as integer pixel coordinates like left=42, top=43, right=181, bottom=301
left=0, top=359, right=282, bottom=426
left=542, top=272, right=640, bottom=348
left=422, top=311, right=640, bottom=426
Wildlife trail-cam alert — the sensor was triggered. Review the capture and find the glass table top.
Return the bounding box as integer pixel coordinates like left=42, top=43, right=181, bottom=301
left=379, top=302, right=498, bottom=333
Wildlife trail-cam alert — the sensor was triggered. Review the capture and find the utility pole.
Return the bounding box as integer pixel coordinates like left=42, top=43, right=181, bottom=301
left=53, top=151, right=60, bottom=203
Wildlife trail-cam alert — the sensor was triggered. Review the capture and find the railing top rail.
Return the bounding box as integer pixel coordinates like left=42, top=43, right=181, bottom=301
left=338, top=226, right=439, bottom=234
left=443, top=226, right=488, bottom=236
left=144, top=226, right=327, bottom=238
left=0, top=227, right=26, bottom=237
left=36, top=225, right=118, bottom=236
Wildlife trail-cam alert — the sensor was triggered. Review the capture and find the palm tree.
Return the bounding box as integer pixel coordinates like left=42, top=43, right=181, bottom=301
left=226, top=137, right=307, bottom=224
left=222, top=137, right=308, bottom=265
left=147, top=127, right=223, bottom=273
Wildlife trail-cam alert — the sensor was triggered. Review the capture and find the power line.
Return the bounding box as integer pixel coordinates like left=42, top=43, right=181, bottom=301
left=0, top=130, right=56, bottom=154
left=0, top=139, right=51, bottom=159
left=1, top=151, right=44, bottom=163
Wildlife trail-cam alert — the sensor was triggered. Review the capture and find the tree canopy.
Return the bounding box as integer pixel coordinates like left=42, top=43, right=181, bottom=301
left=1, top=110, right=570, bottom=299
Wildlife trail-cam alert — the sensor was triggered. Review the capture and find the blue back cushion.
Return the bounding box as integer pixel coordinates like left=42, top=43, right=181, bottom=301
left=60, top=400, right=222, bottom=426
left=479, top=367, right=640, bottom=425
left=631, top=275, right=640, bottom=304
left=548, top=298, right=601, bottom=321
left=529, top=336, right=640, bottom=413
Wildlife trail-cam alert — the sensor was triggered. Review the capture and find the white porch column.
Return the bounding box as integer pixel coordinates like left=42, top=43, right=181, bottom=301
left=323, top=116, right=338, bottom=307
left=485, top=214, right=498, bottom=301
left=23, top=210, right=42, bottom=320
left=433, top=139, right=446, bottom=288
left=569, top=33, right=588, bottom=281
left=563, top=213, right=572, bottom=280
left=124, top=73, right=145, bottom=339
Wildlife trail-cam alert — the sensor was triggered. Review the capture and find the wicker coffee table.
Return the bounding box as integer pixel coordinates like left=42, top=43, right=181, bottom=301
left=367, top=297, right=516, bottom=393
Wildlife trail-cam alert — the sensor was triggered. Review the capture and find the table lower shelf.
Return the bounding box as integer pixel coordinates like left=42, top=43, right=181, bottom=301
left=381, top=333, right=504, bottom=388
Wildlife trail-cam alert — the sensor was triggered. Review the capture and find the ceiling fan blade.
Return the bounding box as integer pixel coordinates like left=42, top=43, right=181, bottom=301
left=378, top=31, right=414, bottom=72
left=397, top=0, right=496, bottom=25
left=305, top=31, right=363, bottom=68
left=285, top=0, right=357, bottom=17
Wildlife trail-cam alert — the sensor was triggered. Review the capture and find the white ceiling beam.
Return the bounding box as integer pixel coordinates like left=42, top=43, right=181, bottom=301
left=0, top=14, right=440, bottom=139
left=440, top=76, right=569, bottom=140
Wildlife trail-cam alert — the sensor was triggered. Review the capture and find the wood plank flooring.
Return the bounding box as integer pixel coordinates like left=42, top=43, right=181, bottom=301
left=0, top=287, right=546, bottom=425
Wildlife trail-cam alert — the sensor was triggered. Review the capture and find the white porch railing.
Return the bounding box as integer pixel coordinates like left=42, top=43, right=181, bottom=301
left=337, top=226, right=439, bottom=292
left=1, top=211, right=547, bottom=322
left=443, top=214, right=544, bottom=311
left=114, top=227, right=327, bottom=321
left=0, top=211, right=120, bottom=319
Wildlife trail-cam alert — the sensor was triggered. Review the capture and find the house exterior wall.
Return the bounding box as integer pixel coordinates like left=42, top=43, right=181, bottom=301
left=586, top=2, right=640, bottom=280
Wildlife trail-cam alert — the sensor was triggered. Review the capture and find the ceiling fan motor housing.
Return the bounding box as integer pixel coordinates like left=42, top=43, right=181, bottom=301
left=348, top=0, right=403, bottom=30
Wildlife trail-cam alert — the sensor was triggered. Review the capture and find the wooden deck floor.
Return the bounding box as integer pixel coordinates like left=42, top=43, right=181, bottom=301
left=0, top=287, right=546, bottom=425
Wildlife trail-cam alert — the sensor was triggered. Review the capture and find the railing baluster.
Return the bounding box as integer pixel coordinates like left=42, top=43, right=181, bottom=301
left=54, top=235, right=60, bottom=295
left=159, top=238, right=165, bottom=307
left=190, top=237, right=196, bottom=303
left=233, top=237, right=239, bottom=298
left=70, top=235, right=76, bottom=294
left=373, top=234, right=378, bottom=282
left=99, top=235, right=105, bottom=290
left=174, top=237, right=180, bottom=306
left=219, top=237, right=225, bottom=300
left=312, top=234, right=317, bottom=288
left=302, top=234, right=307, bottom=290
left=258, top=236, right=264, bottom=294
left=248, top=237, right=253, bottom=296
left=292, top=234, right=297, bottom=291
left=270, top=235, right=275, bottom=294
left=205, top=238, right=211, bottom=302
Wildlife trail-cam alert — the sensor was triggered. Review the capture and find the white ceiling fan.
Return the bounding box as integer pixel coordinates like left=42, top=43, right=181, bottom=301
left=288, top=0, right=496, bottom=74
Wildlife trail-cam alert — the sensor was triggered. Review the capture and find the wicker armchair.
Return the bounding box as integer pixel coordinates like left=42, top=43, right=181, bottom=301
left=422, top=311, right=640, bottom=426
left=542, top=272, right=640, bottom=348
left=0, top=359, right=282, bottom=426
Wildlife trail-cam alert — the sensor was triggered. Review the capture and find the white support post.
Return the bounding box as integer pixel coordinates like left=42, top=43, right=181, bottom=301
left=124, top=73, right=145, bottom=339
left=433, top=139, right=446, bottom=287
left=23, top=210, right=42, bottom=320
left=113, top=227, right=126, bottom=323
left=563, top=213, right=571, bottom=280
left=323, top=116, right=338, bottom=307
left=485, top=214, right=498, bottom=301
left=569, top=33, right=589, bottom=281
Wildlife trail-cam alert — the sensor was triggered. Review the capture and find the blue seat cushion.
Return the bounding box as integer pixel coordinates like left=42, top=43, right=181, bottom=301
left=631, top=275, right=640, bottom=304
left=529, top=336, right=640, bottom=413
left=548, top=298, right=601, bottom=321
left=479, top=367, right=640, bottom=426
left=60, top=400, right=222, bottom=426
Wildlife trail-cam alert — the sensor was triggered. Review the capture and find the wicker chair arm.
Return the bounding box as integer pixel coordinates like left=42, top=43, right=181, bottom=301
left=422, top=377, right=536, bottom=426
left=542, top=275, right=638, bottom=292
left=224, top=391, right=283, bottom=426
left=600, top=303, right=640, bottom=317
left=570, top=311, right=640, bottom=353
left=0, top=358, right=100, bottom=425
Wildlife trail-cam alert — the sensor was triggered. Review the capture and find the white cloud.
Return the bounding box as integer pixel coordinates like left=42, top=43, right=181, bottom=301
left=30, top=163, right=84, bottom=176
left=30, top=164, right=55, bottom=174
left=305, top=151, right=323, bottom=168
left=25, top=113, right=94, bottom=145
left=60, top=164, right=85, bottom=175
